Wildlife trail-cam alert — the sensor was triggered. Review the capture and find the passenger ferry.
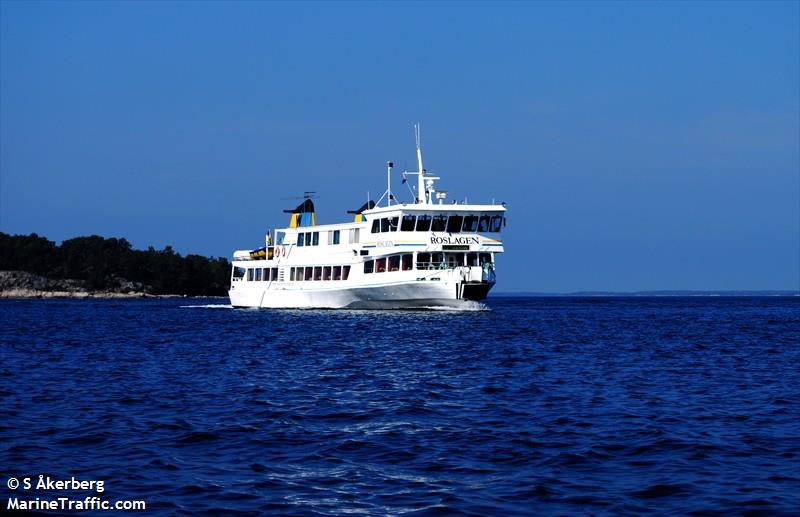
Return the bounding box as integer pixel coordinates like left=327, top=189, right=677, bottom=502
left=229, top=127, right=506, bottom=309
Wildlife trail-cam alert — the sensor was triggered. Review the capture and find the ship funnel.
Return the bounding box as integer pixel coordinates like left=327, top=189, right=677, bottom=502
left=347, top=200, right=376, bottom=222
left=283, top=198, right=316, bottom=228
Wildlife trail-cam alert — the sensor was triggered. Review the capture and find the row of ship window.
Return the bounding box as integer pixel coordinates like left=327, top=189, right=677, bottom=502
left=295, top=229, right=360, bottom=247
left=235, top=252, right=494, bottom=281
left=234, top=267, right=279, bottom=282
left=290, top=265, right=351, bottom=281
left=364, top=252, right=494, bottom=273
left=371, top=214, right=505, bottom=234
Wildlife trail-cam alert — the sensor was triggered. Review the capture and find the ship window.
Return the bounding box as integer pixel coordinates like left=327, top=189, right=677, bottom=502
left=323, top=266, right=331, bottom=280
left=247, top=268, right=254, bottom=281
left=342, top=265, right=350, bottom=280
left=431, top=215, right=447, bottom=232
left=480, top=253, right=492, bottom=264
left=380, top=218, right=390, bottom=233
left=389, top=217, right=398, bottom=232
left=333, top=266, right=342, bottom=280
left=416, top=252, right=431, bottom=269
left=432, top=252, right=444, bottom=268
left=388, top=255, right=400, bottom=271
left=305, top=233, right=312, bottom=246
left=333, top=230, right=340, bottom=245
left=327, top=231, right=333, bottom=245
left=478, top=215, right=491, bottom=232
left=312, top=232, right=319, bottom=246
left=289, top=267, right=295, bottom=281
left=462, top=215, right=478, bottom=232
left=313, top=266, right=322, bottom=280
left=416, top=214, right=432, bottom=231
left=297, top=234, right=304, bottom=247
left=255, top=268, right=262, bottom=281
left=490, top=215, right=503, bottom=233
left=233, top=266, right=245, bottom=279
left=447, top=253, right=464, bottom=267
left=360, top=250, right=369, bottom=256
left=401, top=215, right=416, bottom=231
left=272, top=268, right=278, bottom=281
left=402, top=254, right=413, bottom=271
left=375, top=257, right=386, bottom=273
left=349, top=228, right=360, bottom=243
left=467, top=253, right=478, bottom=266
left=371, top=219, right=380, bottom=233
left=446, top=215, right=463, bottom=233
left=364, top=260, right=374, bottom=274
left=275, top=231, right=285, bottom=245
left=305, top=267, right=313, bottom=281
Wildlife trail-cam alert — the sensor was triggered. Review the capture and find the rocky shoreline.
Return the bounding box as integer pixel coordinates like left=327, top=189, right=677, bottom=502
left=0, top=270, right=189, bottom=299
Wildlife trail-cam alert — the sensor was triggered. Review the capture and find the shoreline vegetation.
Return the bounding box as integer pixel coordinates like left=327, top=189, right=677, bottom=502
left=1, top=233, right=230, bottom=298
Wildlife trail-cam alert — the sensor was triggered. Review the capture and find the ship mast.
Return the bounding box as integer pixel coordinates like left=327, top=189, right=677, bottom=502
left=415, top=124, right=425, bottom=204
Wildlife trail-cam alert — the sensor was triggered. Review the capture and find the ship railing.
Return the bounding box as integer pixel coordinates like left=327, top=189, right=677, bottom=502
left=415, top=261, right=452, bottom=270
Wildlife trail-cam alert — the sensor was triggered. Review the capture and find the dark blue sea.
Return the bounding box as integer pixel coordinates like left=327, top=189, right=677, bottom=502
left=1, top=296, right=799, bottom=515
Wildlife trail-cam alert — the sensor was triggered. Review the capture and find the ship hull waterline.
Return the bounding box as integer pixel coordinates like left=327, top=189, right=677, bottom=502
left=229, top=279, right=493, bottom=309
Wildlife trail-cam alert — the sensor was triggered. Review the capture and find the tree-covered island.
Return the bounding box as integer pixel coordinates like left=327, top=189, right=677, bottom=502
left=0, top=233, right=231, bottom=297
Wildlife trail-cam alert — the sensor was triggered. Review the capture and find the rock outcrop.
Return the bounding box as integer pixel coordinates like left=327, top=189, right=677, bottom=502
left=0, top=271, right=152, bottom=298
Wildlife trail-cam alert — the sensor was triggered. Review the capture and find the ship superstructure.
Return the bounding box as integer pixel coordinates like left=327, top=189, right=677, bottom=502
left=228, top=127, right=506, bottom=309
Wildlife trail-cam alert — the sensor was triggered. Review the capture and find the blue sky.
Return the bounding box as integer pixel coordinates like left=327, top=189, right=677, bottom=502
left=1, top=1, right=798, bottom=292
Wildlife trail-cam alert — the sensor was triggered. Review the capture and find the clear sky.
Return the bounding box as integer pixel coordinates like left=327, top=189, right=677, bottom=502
left=1, top=1, right=798, bottom=292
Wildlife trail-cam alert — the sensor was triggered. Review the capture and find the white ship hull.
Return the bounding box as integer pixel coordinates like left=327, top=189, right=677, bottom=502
left=230, top=270, right=494, bottom=309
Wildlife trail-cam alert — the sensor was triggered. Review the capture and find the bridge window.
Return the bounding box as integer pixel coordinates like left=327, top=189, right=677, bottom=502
left=416, top=215, right=432, bottom=231
left=233, top=267, right=245, bottom=279
left=478, top=215, right=491, bottom=232
left=389, top=216, right=398, bottom=232
left=312, top=232, right=319, bottom=246
left=297, top=234, right=304, bottom=247
left=402, top=254, right=413, bottom=271
left=388, top=255, right=400, bottom=271
left=304, top=233, right=312, bottom=246
left=275, top=231, right=285, bottom=245
left=371, top=219, right=380, bottom=233
left=462, top=215, right=478, bottom=232
left=446, top=215, right=463, bottom=233
left=380, top=218, right=390, bottom=233
left=401, top=215, right=416, bottom=231
left=375, top=257, right=386, bottom=273
left=333, top=266, right=342, bottom=280
left=364, top=260, right=374, bottom=274
left=490, top=215, right=503, bottom=233
left=342, top=265, right=350, bottom=280
left=432, top=215, right=447, bottom=232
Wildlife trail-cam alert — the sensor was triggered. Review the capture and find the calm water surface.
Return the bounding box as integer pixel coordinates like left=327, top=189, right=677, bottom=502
left=1, top=297, right=799, bottom=515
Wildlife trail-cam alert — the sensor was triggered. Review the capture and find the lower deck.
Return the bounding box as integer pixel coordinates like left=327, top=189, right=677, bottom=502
left=229, top=251, right=497, bottom=309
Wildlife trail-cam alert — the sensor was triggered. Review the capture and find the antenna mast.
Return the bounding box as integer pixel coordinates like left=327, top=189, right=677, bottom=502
left=415, top=123, right=426, bottom=204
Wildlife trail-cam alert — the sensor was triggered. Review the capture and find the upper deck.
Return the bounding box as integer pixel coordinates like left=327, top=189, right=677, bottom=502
left=233, top=125, right=507, bottom=262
